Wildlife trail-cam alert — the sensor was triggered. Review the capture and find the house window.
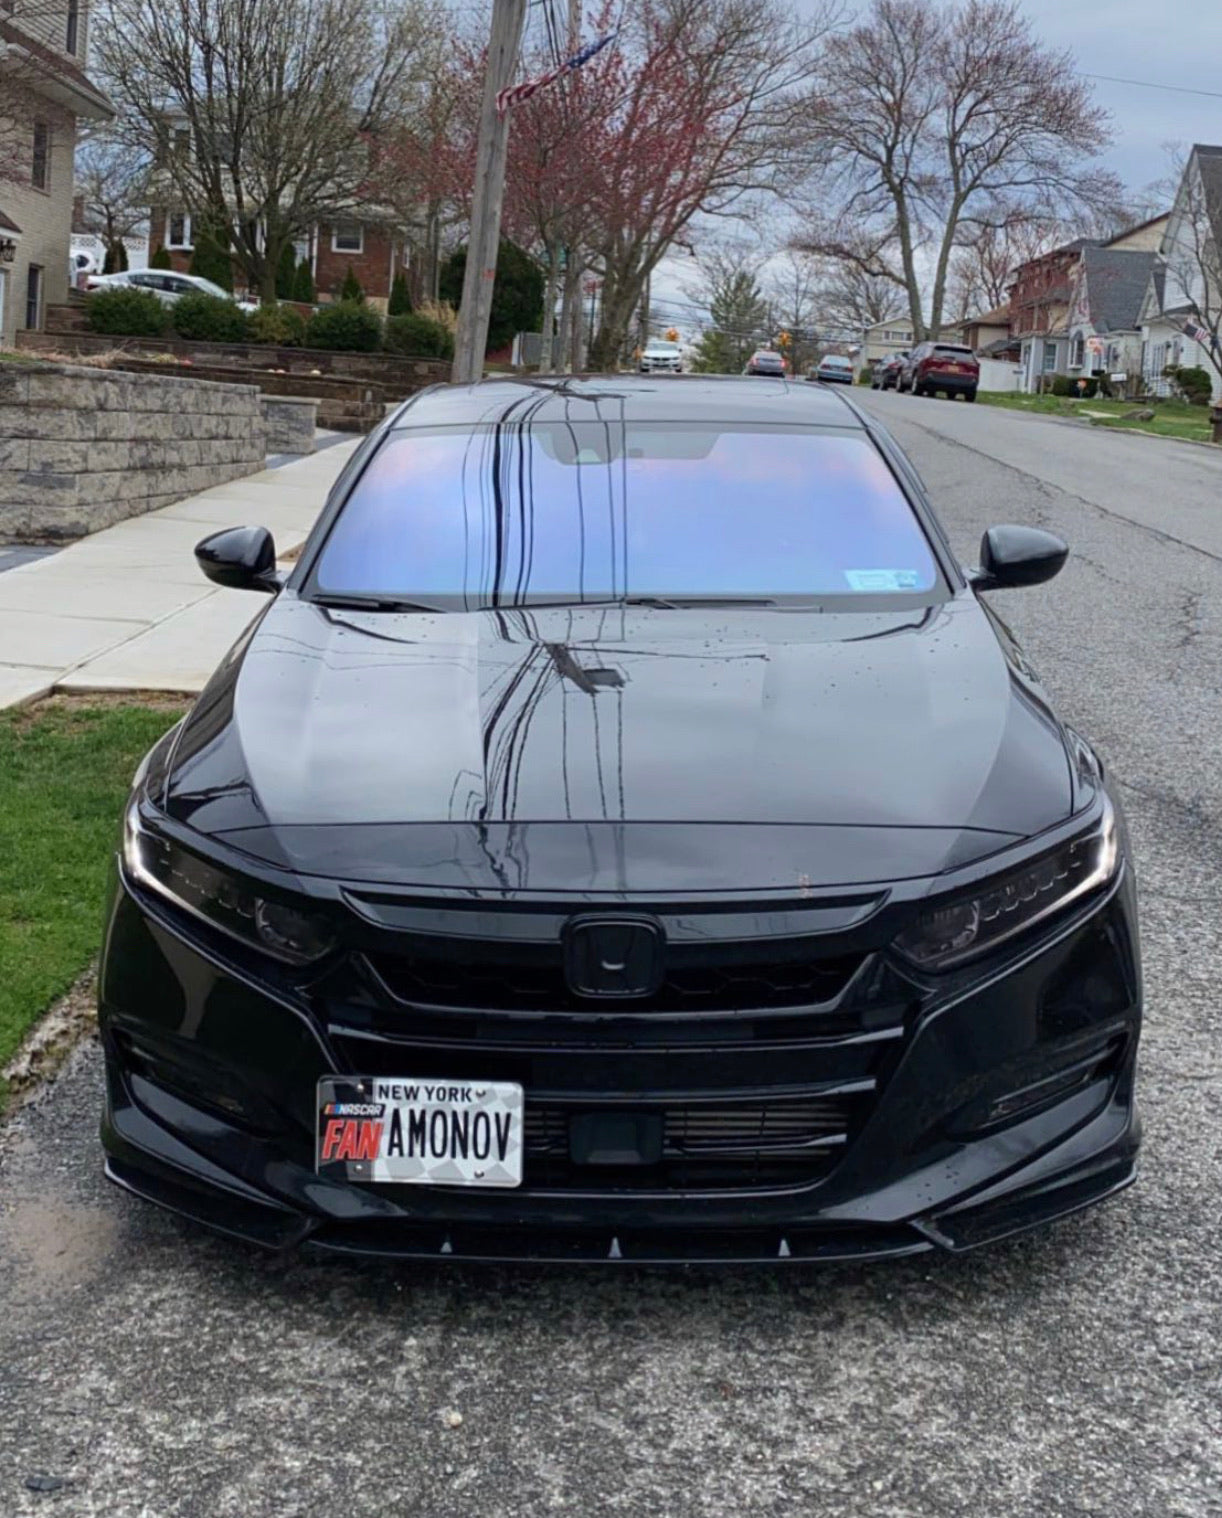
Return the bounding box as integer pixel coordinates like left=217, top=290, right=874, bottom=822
left=25, top=264, right=43, bottom=329
left=331, top=223, right=363, bottom=254
left=31, top=122, right=49, bottom=190
left=1042, top=341, right=1058, bottom=372
left=65, top=0, right=78, bottom=53
left=1070, top=335, right=1084, bottom=369
left=166, top=212, right=193, bottom=249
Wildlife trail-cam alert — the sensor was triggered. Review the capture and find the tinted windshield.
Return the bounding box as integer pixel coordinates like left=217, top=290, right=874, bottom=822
left=311, top=423, right=941, bottom=605
left=933, top=345, right=974, bottom=357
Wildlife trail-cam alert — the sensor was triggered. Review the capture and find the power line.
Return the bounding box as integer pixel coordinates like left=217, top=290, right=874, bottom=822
left=1084, top=72, right=1222, bottom=102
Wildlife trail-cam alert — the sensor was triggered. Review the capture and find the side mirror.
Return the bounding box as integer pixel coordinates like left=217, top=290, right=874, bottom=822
left=195, top=526, right=281, bottom=593
left=974, top=525, right=1068, bottom=592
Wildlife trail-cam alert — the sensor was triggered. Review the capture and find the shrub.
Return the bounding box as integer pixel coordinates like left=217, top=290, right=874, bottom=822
left=188, top=222, right=233, bottom=291
left=102, top=240, right=128, bottom=274
left=292, top=258, right=316, bottom=304
left=388, top=271, right=412, bottom=316
left=1049, top=374, right=1074, bottom=396
left=305, top=300, right=383, bottom=351
left=149, top=245, right=173, bottom=270
left=384, top=312, right=453, bottom=360
left=856, top=366, right=872, bottom=385
left=247, top=302, right=307, bottom=347
left=87, top=286, right=168, bottom=337
left=440, top=238, right=544, bottom=353
left=274, top=242, right=298, bottom=301
left=1164, top=363, right=1212, bottom=405
left=339, top=266, right=365, bottom=304
left=169, top=292, right=250, bottom=342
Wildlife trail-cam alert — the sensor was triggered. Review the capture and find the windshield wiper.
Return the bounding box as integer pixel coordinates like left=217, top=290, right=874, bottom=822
left=492, top=595, right=778, bottom=611
left=311, top=593, right=449, bottom=614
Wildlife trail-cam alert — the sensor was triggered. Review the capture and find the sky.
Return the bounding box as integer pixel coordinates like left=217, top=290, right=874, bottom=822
left=649, top=0, right=1222, bottom=337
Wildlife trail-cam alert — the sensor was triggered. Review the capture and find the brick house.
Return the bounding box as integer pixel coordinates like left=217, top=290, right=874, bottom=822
left=1008, top=239, right=1096, bottom=391
left=146, top=210, right=409, bottom=309
left=0, top=2, right=114, bottom=345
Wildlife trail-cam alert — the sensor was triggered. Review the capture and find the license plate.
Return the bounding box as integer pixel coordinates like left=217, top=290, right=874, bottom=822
left=316, top=1076, right=524, bottom=1188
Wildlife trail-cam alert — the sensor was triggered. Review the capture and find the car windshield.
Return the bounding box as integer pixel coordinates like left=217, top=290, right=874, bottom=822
left=933, top=345, right=974, bottom=357
left=310, top=423, right=942, bottom=606
left=821, top=358, right=851, bottom=368
left=194, top=278, right=232, bottom=301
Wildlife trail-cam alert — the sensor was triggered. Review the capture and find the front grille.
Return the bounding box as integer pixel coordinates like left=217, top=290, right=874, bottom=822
left=525, top=1096, right=850, bottom=1155
left=520, top=1092, right=860, bottom=1192
left=325, top=895, right=901, bottom=1195
left=365, top=944, right=863, bottom=1015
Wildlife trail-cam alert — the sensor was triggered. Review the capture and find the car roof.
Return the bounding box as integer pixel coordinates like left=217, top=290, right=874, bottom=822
left=391, top=375, right=865, bottom=429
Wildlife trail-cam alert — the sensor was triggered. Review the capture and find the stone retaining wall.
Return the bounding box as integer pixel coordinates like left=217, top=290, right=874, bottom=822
left=0, top=363, right=266, bottom=542
left=261, top=396, right=317, bottom=454
left=21, top=325, right=450, bottom=395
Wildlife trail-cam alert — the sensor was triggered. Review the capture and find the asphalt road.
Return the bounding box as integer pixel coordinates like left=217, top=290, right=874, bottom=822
left=3, top=391, right=1221, bottom=1517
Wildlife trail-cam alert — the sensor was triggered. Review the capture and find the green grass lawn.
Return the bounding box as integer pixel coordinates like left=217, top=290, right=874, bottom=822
left=0, top=698, right=187, bottom=1100
left=978, top=391, right=1214, bottom=443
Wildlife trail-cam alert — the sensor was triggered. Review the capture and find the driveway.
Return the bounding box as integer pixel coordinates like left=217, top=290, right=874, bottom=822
left=2, top=395, right=1221, bottom=1516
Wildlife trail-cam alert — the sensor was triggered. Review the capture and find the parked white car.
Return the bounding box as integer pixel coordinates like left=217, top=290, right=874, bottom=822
left=85, top=269, right=259, bottom=312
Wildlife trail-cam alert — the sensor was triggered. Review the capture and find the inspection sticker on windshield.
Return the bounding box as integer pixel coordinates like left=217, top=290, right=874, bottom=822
left=316, top=1076, right=524, bottom=1188
left=844, top=568, right=922, bottom=591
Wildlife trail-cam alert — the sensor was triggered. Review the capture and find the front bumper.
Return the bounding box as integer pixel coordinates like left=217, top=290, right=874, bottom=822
left=98, top=861, right=1142, bottom=1263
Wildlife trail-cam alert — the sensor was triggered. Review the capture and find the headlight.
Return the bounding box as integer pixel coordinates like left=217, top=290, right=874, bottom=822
left=123, top=802, right=335, bottom=965
left=893, top=800, right=1119, bottom=970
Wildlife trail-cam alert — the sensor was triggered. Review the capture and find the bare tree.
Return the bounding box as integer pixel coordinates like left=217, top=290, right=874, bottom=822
left=1158, top=145, right=1222, bottom=388
left=95, top=0, right=439, bottom=299
left=75, top=127, right=150, bottom=261
left=943, top=214, right=1059, bottom=317
left=766, top=249, right=821, bottom=372
left=796, top=0, right=1121, bottom=342
left=815, top=258, right=907, bottom=334
left=559, top=0, right=838, bottom=370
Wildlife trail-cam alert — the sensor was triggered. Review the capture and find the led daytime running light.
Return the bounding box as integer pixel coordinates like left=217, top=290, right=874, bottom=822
left=123, top=802, right=334, bottom=965
left=895, top=801, right=1118, bottom=970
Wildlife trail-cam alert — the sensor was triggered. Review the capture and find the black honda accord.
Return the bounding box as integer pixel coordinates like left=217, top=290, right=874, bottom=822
left=99, top=376, right=1141, bottom=1263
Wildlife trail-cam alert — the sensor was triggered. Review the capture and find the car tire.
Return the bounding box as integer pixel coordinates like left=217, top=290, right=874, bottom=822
left=965, top=389, right=977, bottom=403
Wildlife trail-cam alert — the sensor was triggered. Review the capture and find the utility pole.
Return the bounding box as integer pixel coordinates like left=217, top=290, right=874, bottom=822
left=556, top=0, right=584, bottom=372
left=450, top=0, right=529, bottom=385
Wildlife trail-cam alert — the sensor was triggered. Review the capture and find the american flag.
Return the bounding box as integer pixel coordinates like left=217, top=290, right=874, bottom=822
left=1181, top=317, right=1211, bottom=346
left=496, top=31, right=618, bottom=116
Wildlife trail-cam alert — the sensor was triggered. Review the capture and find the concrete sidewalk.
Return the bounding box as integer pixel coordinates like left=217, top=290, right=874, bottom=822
left=0, top=441, right=359, bottom=709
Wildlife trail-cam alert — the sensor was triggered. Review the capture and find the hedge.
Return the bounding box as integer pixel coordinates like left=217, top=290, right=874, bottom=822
left=87, top=287, right=168, bottom=337
left=247, top=302, right=307, bottom=347
left=384, top=312, right=453, bottom=360
left=169, top=292, right=250, bottom=343
left=305, top=301, right=383, bottom=351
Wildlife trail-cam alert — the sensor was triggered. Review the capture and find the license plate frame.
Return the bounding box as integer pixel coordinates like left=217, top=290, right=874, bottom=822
left=316, top=1075, right=525, bottom=1189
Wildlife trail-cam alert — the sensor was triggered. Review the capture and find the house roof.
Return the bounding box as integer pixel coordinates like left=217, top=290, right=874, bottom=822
left=1103, top=211, right=1170, bottom=247
left=0, top=19, right=114, bottom=119
left=1080, top=246, right=1157, bottom=333
left=963, top=304, right=1011, bottom=328
left=1192, top=145, right=1222, bottom=252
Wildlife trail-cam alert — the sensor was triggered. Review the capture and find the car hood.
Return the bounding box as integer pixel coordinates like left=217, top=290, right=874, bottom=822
left=161, top=593, right=1073, bottom=892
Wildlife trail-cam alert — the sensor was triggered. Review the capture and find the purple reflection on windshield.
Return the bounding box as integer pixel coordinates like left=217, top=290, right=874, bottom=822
left=314, top=425, right=939, bottom=603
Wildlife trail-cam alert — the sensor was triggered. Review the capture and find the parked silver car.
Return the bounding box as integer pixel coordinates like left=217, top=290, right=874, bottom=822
left=86, top=269, right=259, bottom=312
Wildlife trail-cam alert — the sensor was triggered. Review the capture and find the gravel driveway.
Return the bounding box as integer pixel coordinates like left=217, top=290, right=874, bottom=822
left=2, top=392, right=1220, bottom=1517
